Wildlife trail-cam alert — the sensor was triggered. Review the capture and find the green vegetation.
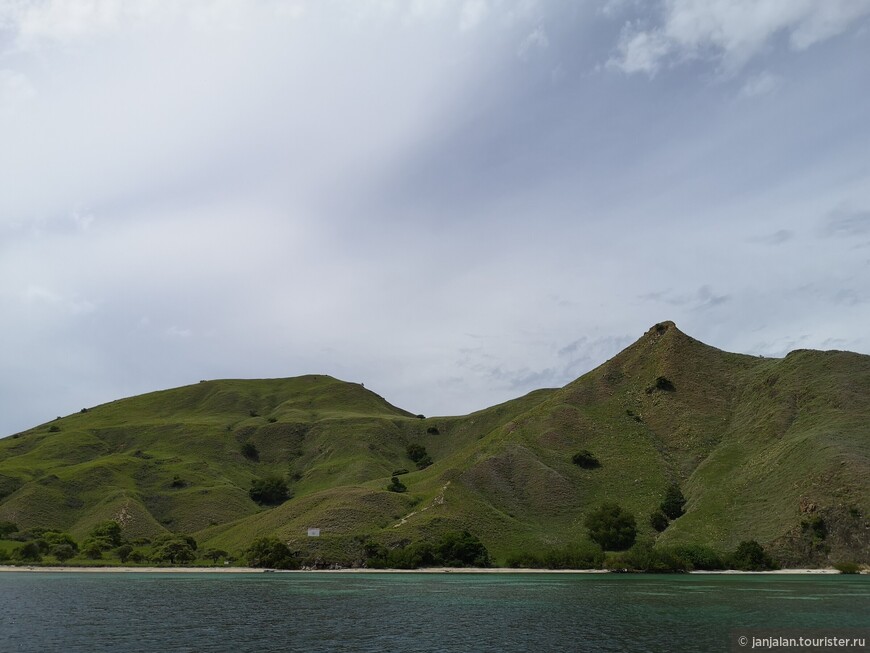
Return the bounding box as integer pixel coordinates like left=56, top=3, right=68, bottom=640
left=571, top=450, right=600, bottom=469
left=246, top=536, right=300, bottom=569
left=249, top=477, right=290, bottom=506
left=366, top=531, right=490, bottom=569
left=387, top=476, right=407, bottom=493
left=406, top=443, right=433, bottom=470
left=728, top=540, right=778, bottom=571
left=833, top=561, right=861, bottom=574
left=1, top=323, right=868, bottom=569
left=585, top=503, right=637, bottom=551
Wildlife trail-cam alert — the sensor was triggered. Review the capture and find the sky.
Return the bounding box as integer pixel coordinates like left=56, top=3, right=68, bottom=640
left=1, top=0, right=869, bottom=436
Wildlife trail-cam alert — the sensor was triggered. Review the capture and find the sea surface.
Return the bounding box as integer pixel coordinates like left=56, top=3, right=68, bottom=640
left=0, top=572, right=868, bottom=652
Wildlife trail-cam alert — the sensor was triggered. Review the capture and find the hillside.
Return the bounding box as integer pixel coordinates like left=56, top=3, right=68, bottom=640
left=1, top=322, right=868, bottom=566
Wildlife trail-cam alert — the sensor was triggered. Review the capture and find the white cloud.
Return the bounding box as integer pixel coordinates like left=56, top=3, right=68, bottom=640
left=517, top=25, right=548, bottom=60
left=608, top=0, right=870, bottom=75
left=739, top=71, right=781, bottom=98
left=459, top=0, right=488, bottom=31
left=0, top=69, right=36, bottom=117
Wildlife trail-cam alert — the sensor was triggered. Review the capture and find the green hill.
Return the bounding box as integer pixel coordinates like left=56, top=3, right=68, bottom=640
left=1, top=323, right=868, bottom=567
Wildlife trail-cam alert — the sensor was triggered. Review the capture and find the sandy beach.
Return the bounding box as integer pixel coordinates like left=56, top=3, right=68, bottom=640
left=0, top=565, right=849, bottom=574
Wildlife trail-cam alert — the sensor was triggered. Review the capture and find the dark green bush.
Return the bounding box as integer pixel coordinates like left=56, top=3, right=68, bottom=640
left=585, top=503, right=637, bottom=551
left=607, top=539, right=689, bottom=573
left=89, top=521, right=123, bottom=549
left=115, top=544, right=133, bottom=563
left=14, top=541, right=43, bottom=562
left=366, top=532, right=490, bottom=569
left=48, top=425, right=61, bottom=433
left=572, top=450, right=601, bottom=469
left=406, top=444, right=427, bottom=462
left=655, top=376, right=675, bottom=391
left=415, top=455, right=433, bottom=470
left=246, top=537, right=300, bottom=569
left=728, top=540, right=777, bottom=571
left=427, top=426, right=440, bottom=435
left=506, top=541, right=604, bottom=569
left=249, top=476, right=291, bottom=505
left=834, top=561, right=861, bottom=574
left=669, top=544, right=725, bottom=570
left=650, top=510, right=669, bottom=532
left=0, top=521, right=19, bottom=537
left=660, top=484, right=686, bottom=520
left=52, top=543, right=76, bottom=562
left=391, top=468, right=409, bottom=476
left=387, top=476, right=407, bottom=493
left=241, top=441, right=260, bottom=462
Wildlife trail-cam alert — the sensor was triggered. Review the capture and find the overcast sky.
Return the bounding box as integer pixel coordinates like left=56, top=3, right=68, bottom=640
left=1, top=0, right=869, bottom=436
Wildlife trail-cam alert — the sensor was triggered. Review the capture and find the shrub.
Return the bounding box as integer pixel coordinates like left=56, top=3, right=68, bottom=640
left=660, top=484, right=686, bottom=520
left=649, top=510, right=669, bottom=532
left=248, top=409, right=259, bottom=418
left=391, top=468, right=409, bottom=476
left=387, top=476, right=407, bottom=493
left=0, top=521, right=19, bottom=537
left=81, top=540, right=103, bottom=560
left=366, top=531, right=491, bottom=569
left=655, top=376, right=675, bottom=391
left=89, top=521, right=123, bottom=548
left=14, top=542, right=42, bottom=562
left=246, top=537, right=300, bottom=569
left=267, top=417, right=277, bottom=423
left=801, top=515, right=827, bottom=541
left=415, top=455, right=433, bottom=470
left=406, top=444, right=427, bottom=463
left=584, top=503, right=637, bottom=551
left=241, top=442, right=260, bottom=462
left=426, top=426, right=440, bottom=435
left=48, top=425, right=61, bottom=433
left=170, top=475, right=186, bottom=489
left=834, top=561, right=861, bottom=574
left=115, top=544, right=133, bottom=563
left=572, top=450, right=600, bottom=469
left=249, top=476, right=291, bottom=505
left=670, top=544, right=725, bottom=571
left=607, top=539, right=689, bottom=573
left=506, top=542, right=604, bottom=570
left=728, top=540, right=777, bottom=571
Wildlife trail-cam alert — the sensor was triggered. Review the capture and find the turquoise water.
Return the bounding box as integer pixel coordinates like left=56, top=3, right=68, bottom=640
left=0, top=572, right=868, bottom=652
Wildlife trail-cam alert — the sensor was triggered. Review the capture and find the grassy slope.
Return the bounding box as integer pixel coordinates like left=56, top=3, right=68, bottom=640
left=1, top=324, right=868, bottom=565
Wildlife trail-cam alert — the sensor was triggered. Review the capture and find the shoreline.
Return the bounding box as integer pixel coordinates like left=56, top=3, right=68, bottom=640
left=0, top=565, right=848, bottom=574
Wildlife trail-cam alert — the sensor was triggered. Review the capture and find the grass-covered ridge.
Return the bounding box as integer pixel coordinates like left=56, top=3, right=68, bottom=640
left=1, top=324, right=868, bottom=568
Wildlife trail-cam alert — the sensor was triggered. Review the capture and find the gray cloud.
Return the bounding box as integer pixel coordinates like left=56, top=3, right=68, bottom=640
left=0, top=2, right=869, bottom=435
left=823, top=208, right=870, bottom=237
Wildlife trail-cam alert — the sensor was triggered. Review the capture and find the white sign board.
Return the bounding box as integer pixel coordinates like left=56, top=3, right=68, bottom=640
left=307, top=528, right=320, bottom=537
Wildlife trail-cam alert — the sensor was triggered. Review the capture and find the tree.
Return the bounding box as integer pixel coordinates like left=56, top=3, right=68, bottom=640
left=150, top=536, right=196, bottom=565
left=584, top=503, right=637, bottom=551
left=115, top=544, right=133, bottom=563
left=52, top=544, right=76, bottom=562
left=729, top=540, right=777, bottom=571
left=387, top=476, right=407, bottom=493
left=203, top=548, right=229, bottom=563
left=249, top=476, right=291, bottom=506
left=246, top=537, right=300, bottom=569
left=660, top=484, right=686, bottom=520
left=15, top=541, right=42, bottom=562
left=434, top=531, right=491, bottom=568
left=0, top=521, right=18, bottom=538
left=649, top=510, right=669, bottom=533
left=89, top=521, right=123, bottom=548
